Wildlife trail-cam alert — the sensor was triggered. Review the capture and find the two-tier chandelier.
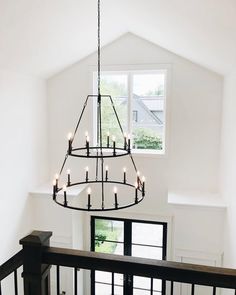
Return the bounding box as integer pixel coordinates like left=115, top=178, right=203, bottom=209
left=52, top=0, right=146, bottom=211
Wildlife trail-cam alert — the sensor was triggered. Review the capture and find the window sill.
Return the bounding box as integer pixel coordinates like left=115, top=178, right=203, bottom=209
left=168, top=191, right=227, bottom=210
left=132, top=149, right=166, bottom=158
left=98, top=147, right=166, bottom=159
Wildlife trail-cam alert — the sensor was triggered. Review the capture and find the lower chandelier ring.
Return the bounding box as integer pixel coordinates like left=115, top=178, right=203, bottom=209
left=53, top=180, right=145, bottom=212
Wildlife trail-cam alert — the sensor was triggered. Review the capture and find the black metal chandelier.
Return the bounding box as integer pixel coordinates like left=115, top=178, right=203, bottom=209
left=52, top=0, right=145, bottom=211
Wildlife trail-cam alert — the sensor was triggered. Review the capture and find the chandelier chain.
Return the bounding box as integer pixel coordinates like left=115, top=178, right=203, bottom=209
left=98, top=0, right=101, bottom=96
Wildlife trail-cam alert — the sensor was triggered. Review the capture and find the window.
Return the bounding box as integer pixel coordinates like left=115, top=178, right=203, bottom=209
left=93, top=70, right=167, bottom=154
left=91, top=216, right=167, bottom=295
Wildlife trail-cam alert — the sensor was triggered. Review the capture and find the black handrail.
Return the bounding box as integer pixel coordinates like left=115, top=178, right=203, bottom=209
left=42, top=246, right=236, bottom=289
left=0, top=250, right=23, bottom=281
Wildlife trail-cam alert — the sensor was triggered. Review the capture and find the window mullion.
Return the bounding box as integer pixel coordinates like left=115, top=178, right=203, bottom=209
left=127, top=72, right=133, bottom=137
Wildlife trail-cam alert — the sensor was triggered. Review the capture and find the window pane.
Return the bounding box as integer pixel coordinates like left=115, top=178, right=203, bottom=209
left=95, top=241, right=124, bottom=255
left=95, top=282, right=111, bottom=295
left=95, top=219, right=124, bottom=242
left=132, top=73, right=165, bottom=151
left=100, top=74, right=128, bottom=146
left=132, top=245, right=163, bottom=259
left=153, top=279, right=162, bottom=291
left=114, top=285, right=123, bottom=295
left=133, top=276, right=151, bottom=290
left=95, top=271, right=112, bottom=284
left=132, top=223, right=163, bottom=246
left=114, top=273, right=124, bottom=286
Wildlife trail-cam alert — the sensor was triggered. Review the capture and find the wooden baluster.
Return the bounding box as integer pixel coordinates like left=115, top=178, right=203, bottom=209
left=57, top=265, right=60, bottom=295
left=74, top=267, right=78, bottom=295
left=171, top=281, right=174, bottom=295
left=191, top=284, right=195, bottom=295
left=14, top=269, right=18, bottom=295
left=111, top=272, right=114, bottom=295
left=150, top=278, right=153, bottom=295
left=213, top=286, right=216, bottom=295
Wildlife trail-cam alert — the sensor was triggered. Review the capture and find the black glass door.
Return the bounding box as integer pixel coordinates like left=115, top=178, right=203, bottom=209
left=91, top=216, right=167, bottom=295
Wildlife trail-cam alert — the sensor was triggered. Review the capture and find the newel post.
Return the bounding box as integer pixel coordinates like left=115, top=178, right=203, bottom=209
left=20, top=231, right=52, bottom=295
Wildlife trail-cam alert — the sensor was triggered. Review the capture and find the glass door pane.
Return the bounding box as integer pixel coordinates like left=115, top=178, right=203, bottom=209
left=132, top=72, right=165, bottom=151
left=132, top=222, right=165, bottom=295
left=93, top=218, right=124, bottom=294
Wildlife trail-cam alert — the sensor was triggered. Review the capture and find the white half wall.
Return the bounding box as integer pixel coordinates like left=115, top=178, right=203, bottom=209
left=0, top=69, right=48, bottom=263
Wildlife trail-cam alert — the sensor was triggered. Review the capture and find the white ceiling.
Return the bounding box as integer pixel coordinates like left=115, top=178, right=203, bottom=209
left=0, top=0, right=235, bottom=78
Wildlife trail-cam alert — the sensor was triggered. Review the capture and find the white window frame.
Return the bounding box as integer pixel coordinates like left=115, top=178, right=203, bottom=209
left=90, top=64, right=171, bottom=158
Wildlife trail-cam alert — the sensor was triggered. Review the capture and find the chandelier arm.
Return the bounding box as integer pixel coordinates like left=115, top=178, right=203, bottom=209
left=108, top=95, right=124, bottom=134
left=128, top=153, right=138, bottom=173
left=95, top=96, right=100, bottom=181
left=98, top=95, right=105, bottom=209
left=71, top=95, right=90, bottom=144
left=59, top=154, right=69, bottom=176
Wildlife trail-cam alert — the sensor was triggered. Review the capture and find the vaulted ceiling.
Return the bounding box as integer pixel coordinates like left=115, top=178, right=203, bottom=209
left=0, top=0, right=235, bottom=78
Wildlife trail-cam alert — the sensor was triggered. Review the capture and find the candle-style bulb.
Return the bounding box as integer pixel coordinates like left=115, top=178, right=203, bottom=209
left=85, top=131, right=88, bottom=137
left=127, top=134, right=131, bottom=152
left=142, top=176, right=145, bottom=196
left=123, top=167, right=127, bottom=183
left=107, top=132, right=110, bottom=148
left=55, top=173, right=59, bottom=180
left=67, top=169, right=71, bottom=185
left=137, top=171, right=140, bottom=187
left=87, top=187, right=91, bottom=194
left=135, top=182, right=138, bottom=203
left=114, top=187, right=118, bottom=209
left=67, top=132, right=73, bottom=140
left=86, top=134, right=90, bottom=156
left=63, top=184, right=67, bottom=206
left=85, top=166, right=89, bottom=182
left=87, top=187, right=91, bottom=210
left=105, top=165, right=109, bottom=181
left=53, top=179, right=57, bottom=199
left=112, top=136, right=116, bottom=156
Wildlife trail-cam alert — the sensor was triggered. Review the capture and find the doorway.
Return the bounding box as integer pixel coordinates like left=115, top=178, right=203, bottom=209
left=91, top=216, right=167, bottom=295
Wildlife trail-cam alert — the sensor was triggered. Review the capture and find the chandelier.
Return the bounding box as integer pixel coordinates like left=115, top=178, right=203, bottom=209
left=52, top=0, right=146, bottom=211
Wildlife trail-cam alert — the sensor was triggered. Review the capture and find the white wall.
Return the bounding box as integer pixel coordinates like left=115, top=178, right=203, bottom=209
left=41, top=32, right=223, bottom=256
left=48, top=32, right=223, bottom=204
left=220, top=73, right=236, bottom=267
left=30, top=32, right=224, bottom=294
left=0, top=69, right=48, bottom=264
